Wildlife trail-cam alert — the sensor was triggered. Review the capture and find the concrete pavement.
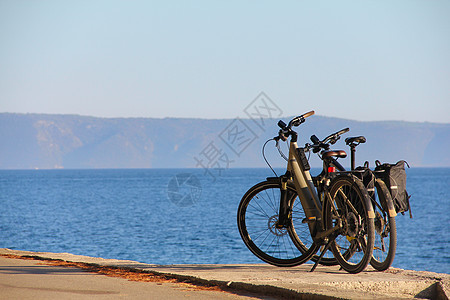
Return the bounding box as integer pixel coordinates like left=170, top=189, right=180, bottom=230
left=0, top=248, right=448, bottom=299
left=0, top=254, right=271, bottom=300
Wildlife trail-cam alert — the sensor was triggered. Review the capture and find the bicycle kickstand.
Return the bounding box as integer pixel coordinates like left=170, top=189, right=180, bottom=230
left=310, top=234, right=337, bottom=272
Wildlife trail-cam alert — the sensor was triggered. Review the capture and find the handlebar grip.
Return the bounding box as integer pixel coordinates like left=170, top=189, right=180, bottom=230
left=339, top=128, right=350, bottom=135
left=303, top=110, right=315, bottom=118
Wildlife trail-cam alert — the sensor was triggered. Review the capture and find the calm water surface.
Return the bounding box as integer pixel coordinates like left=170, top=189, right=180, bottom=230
left=0, top=168, right=448, bottom=274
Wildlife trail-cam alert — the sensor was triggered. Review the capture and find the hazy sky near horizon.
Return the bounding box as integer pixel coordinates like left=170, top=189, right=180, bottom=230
left=1, top=1, right=449, bottom=123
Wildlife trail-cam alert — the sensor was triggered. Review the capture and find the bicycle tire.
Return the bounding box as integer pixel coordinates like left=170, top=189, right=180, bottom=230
left=325, top=175, right=375, bottom=274
left=237, top=180, right=319, bottom=267
left=370, top=179, right=397, bottom=271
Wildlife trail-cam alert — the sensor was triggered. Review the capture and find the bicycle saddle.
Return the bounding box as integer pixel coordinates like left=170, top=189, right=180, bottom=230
left=345, top=136, right=366, bottom=145
left=322, top=150, right=347, bottom=159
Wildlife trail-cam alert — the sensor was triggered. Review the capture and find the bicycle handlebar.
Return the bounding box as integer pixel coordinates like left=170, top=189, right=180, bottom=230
left=308, top=128, right=349, bottom=153
left=275, top=111, right=315, bottom=141
left=272, top=112, right=349, bottom=160
left=322, top=128, right=349, bottom=145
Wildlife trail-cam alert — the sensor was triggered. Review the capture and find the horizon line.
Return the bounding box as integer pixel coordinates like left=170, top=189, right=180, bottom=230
left=1, top=111, right=448, bottom=125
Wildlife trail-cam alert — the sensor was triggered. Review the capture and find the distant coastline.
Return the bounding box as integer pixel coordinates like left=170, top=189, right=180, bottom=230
left=1, top=113, right=449, bottom=169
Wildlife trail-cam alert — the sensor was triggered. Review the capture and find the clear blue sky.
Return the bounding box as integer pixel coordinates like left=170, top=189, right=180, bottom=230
left=1, top=1, right=449, bottom=123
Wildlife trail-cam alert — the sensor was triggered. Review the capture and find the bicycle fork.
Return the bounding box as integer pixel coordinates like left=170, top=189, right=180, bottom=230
left=276, top=175, right=290, bottom=228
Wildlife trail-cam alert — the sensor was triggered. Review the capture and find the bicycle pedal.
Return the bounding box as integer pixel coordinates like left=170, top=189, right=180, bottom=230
left=302, top=216, right=317, bottom=224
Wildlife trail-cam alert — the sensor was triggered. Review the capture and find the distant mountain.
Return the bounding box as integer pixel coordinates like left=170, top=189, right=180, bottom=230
left=0, top=113, right=448, bottom=169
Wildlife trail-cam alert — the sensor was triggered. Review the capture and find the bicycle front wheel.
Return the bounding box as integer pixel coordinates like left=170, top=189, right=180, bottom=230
left=370, top=178, right=397, bottom=271
left=237, top=180, right=319, bottom=267
left=326, top=175, right=375, bottom=274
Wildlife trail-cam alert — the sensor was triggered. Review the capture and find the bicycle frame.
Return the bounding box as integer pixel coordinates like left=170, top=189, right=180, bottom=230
left=278, top=134, right=340, bottom=244
left=279, top=133, right=375, bottom=245
left=286, top=140, right=321, bottom=220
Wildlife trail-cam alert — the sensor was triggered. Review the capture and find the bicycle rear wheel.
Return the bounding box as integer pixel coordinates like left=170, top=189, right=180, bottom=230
left=370, top=178, right=397, bottom=271
left=325, top=175, right=375, bottom=274
left=237, top=180, right=319, bottom=267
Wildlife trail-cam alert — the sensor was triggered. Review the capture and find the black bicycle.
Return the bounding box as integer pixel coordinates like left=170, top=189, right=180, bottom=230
left=288, top=132, right=397, bottom=271
left=345, top=137, right=397, bottom=271
left=237, top=112, right=376, bottom=274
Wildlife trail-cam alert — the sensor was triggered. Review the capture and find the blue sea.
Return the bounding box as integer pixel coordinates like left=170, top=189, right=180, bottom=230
left=0, top=168, right=448, bottom=274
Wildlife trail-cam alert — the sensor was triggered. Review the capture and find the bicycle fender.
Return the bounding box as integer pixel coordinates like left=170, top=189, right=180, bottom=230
left=266, top=176, right=298, bottom=191
left=344, top=174, right=375, bottom=219
left=266, top=177, right=280, bottom=182
left=375, top=178, right=397, bottom=218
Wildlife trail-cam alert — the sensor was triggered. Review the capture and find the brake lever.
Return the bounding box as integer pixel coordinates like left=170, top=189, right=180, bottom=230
left=291, top=116, right=305, bottom=127
left=329, top=136, right=338, bottom=145
left=305, top=143, right=320, bottom=153
left=277, top=130, right=288, bottom=142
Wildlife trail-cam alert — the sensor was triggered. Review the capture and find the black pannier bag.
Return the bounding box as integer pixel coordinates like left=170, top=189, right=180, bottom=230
left=374, top=160, right=412, bottom=218
left=354, top=162, right=376, bottom=201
